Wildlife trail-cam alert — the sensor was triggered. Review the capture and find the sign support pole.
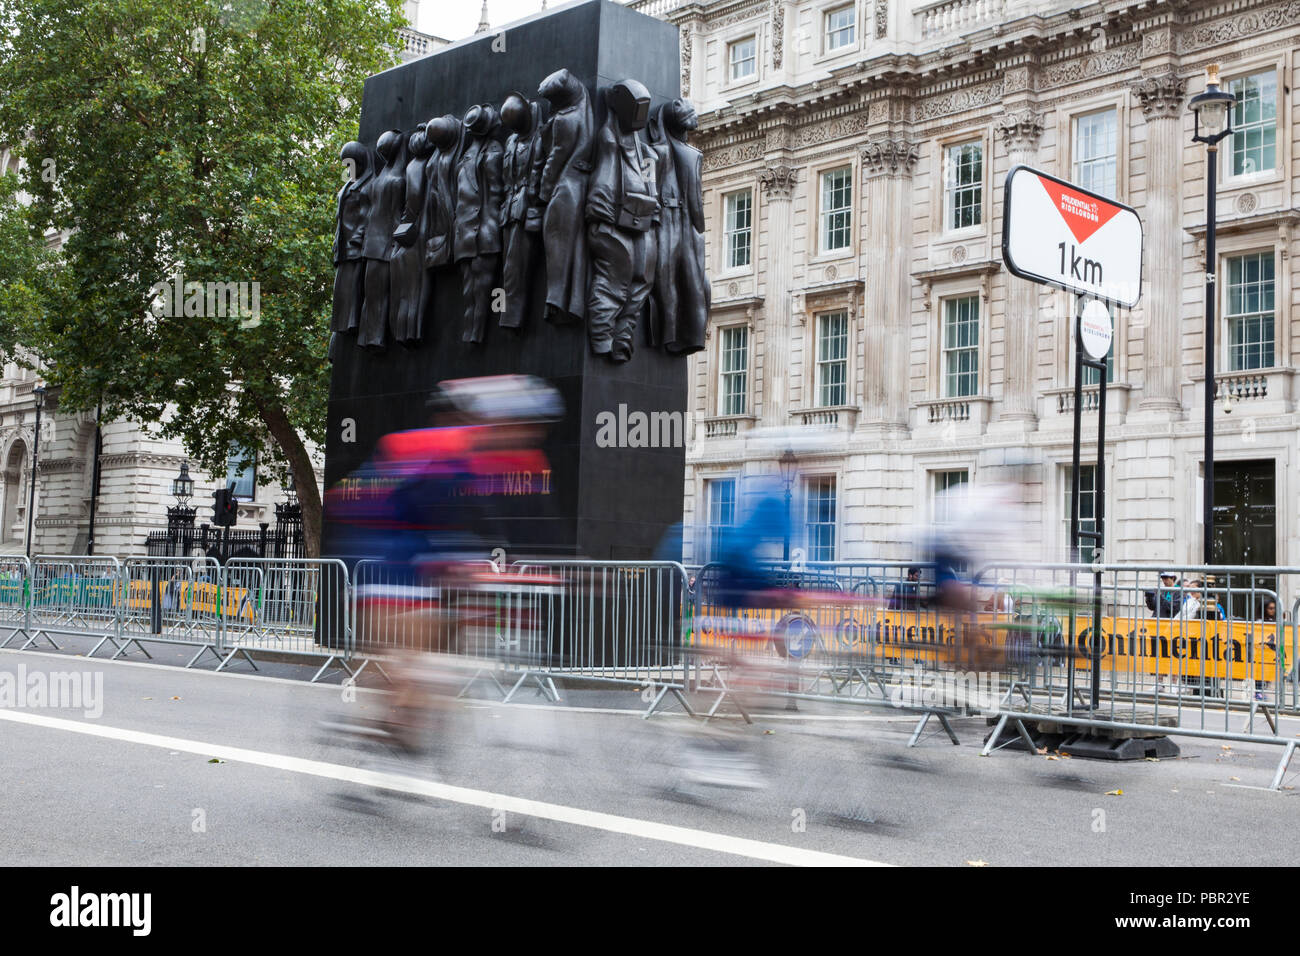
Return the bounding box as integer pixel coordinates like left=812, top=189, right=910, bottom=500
left=1070, top=295, right=1109, bottom=712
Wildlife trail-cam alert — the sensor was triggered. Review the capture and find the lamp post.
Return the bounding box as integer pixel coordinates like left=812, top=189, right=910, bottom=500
left=1188, top=63, right=1235, bottom=567
left=779, top=448, right=797, bottom=563
left=24, top=385, right=45, bottom=558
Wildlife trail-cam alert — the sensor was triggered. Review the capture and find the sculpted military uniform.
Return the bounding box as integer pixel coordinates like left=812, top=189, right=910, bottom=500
left=360, top=129, right=406, bottom=349
left=647, top=100, right=709, bottom=355
left=584, top=80, right=659, bottom=364
left=332, top=141, right=373, bottom=350
left=537, top=69, right=594, bottom=326
left=499, top=94, right=545, bottom=331
left=453, top=105, right=504, bottom=344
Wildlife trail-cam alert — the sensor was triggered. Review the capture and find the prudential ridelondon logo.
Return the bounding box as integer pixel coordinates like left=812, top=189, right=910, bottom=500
left=0, top=664, right=103, bottom=718
left=49, top=887, right=151, bottom=936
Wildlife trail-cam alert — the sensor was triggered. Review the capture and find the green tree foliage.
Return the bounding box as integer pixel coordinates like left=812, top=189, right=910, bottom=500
left=0, top=0, right=406, bottom=555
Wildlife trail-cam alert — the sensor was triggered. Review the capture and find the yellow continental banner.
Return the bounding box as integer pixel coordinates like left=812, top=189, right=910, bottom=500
left=692, top=604, right=1283, bottom=681
left=118, top=580, right=256, bottom=622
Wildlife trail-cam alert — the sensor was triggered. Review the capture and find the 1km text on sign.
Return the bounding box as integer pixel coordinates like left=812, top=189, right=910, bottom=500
left=1002, top=165, right=1144, bottom=308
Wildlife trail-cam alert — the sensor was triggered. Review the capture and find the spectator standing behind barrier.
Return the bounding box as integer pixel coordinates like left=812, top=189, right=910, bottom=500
left=888, top=567, right=923, bottom=611
left=1144, top=571, right=1182, bottom=618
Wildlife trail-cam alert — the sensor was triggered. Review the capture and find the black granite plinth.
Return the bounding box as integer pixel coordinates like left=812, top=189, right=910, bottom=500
left=323, top=0, right=686, bottom=562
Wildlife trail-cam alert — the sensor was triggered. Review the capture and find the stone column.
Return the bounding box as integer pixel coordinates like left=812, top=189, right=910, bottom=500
left=860, top=138, right=918, bottom=431
left=758, top=165, right=797, bottom=427
left=1132, top=71, right=1186, bottom=412
left=995, top=107, right=1044, bottom=424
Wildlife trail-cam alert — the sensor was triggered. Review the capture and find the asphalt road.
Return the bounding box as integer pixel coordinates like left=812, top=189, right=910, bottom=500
left=1, top=643, right=1297, bottom=866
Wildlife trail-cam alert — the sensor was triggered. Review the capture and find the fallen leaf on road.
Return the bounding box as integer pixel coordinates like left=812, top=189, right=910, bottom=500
left=1144, top=757, right=1160, bottom=762
left=1046, top=755, right=1059, bottom=761
left=1170, top=789, right=1179, bottom=793
left=170, top=696, right=181, bottom=701
left=207, top=758, right=223, bottom=764
left=142, top=697, right=152, bottom=700
left=764, top=730, right=774, bottom=735
left=1220, top=745, right=1232, bottom=751
left=1036, top=747, right=1048, bottom=755
left=1105, top=789, right=1123, bottom=796
left=1230, top=776, right=1240, bottom=781
left=965, top=860, right=988, bottom=867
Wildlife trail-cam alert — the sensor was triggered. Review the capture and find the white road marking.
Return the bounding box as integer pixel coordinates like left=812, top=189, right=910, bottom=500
left=0, top=708, right=890, bottom=867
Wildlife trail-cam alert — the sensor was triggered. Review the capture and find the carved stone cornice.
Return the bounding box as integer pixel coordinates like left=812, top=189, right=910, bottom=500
left=1132, top=71, right=1186, bottom=120
left=758, top=165, right=797, bottom=199
left=996, top=108, right=1044, bottom=153
left=861, top=139, right=919, bottom=178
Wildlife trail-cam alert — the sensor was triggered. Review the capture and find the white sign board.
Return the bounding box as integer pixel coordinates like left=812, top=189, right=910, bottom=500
left=1003, top=166, right=1144, bottom=308
left=1078, top=298, right=1113, bottom=362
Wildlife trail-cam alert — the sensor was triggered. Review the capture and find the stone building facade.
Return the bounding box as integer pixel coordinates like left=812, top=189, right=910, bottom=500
left=634, top=0, right=1300, bottom=570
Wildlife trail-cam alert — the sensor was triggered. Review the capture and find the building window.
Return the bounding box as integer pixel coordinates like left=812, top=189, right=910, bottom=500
left=932, top=470, right=969, bottom=525
left=226, top=447, right=257, bottom=501
left=825, top=5, right=855, bottom=50
left=728, top=37, right=756, bottom=82
left=944, top=141, right=982, bottom=231
left=719, top=325, right=749, bottom=416
left=804, top=476, right=836, bottom=562
left=723, top=189, right=752, bottom=269
left=819, top=166, right=852, bottom=253
left=704, top=477, right=737, bottom=563
left=815, top=311, right=849, bottom=407
left=942, top=296, right=979, bottom=398
left=1063, top=464, right=1099, bottom=564
left=1225, top=252, right=1275, bottom=371
left=1081, top=344, right=1114, bottom=385
left=1228, top=71, right=1277, bottom=177
left=1072, top=108, right=1117, bottom=199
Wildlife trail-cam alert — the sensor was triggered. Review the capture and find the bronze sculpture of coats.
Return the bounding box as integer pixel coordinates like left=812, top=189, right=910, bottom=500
left=331, top=142, right=373, bottom=338
left=389, top=130, right=432, bottom=345
left=500, top=99, right=545, bottom=330
left=359, top=130, right=406, bottom=349
left=647, top=105, right=709, bottom=355
left=452, top=135, right=503, bottom=263
left=537, top=69, right=594, bottom=325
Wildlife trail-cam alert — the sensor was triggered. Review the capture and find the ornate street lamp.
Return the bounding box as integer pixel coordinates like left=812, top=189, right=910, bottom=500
left=283, top=469, right=298, bottom=507
left=1188, top=63, right=1235, bottom=566
left=171, top=461, right=195, bottom=506
left=25, top=384, right=45, bottom=558
left=779, top=448, right=797, bottom=563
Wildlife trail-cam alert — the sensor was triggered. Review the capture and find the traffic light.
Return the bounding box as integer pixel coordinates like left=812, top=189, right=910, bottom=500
left=211, top=485, right=238, bottom=527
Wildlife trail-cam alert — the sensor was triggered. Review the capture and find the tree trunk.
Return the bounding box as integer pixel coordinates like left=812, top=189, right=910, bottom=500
left=257, top=400, right=322, bottom=558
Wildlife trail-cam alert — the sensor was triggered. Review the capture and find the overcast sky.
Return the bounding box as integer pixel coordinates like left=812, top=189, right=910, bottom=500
left=421, top=0, right=571, bottom=41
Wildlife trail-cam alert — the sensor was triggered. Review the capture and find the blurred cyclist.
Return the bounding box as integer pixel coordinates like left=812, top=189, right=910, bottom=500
left=333, top=375, right=562, bottom=757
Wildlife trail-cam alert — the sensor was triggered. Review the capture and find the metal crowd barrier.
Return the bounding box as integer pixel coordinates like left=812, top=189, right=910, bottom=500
left=117, top=556, right=225, bottom=665
left=971, top=561, right=1299, bottom=789
left=0, top=556, right=30, bottom=648
left=689, top=560, right=991, bottom=742
left=26, top=556, right=124, bottom=655
left=219, top=557, right=352, bottom=681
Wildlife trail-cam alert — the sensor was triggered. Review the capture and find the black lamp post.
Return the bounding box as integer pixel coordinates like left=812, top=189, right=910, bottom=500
left=779, top=448, right=797, bottom=563
left=171, top=460, right=195, bottom=507
left=1189, top=63, right=1235, bottom=567
left=25, top=385, right=45, bottom=558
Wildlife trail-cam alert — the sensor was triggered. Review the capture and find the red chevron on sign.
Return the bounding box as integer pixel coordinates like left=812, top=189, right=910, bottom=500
left=1037, top=176, right=1123, bottom=245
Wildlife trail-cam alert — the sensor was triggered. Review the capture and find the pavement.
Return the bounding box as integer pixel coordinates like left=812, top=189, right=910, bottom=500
left=2, top=634, right=1298, bottom=867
